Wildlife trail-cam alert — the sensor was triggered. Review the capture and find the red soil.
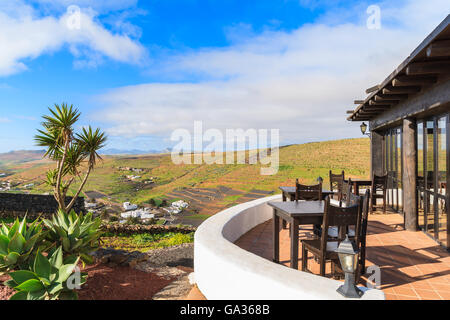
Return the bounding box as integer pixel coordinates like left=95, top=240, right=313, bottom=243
left=0, top=275, right=15, bottom=300
left=0, top=263, right=175, bottom=300
left=78, top=263, right=174, bottom=300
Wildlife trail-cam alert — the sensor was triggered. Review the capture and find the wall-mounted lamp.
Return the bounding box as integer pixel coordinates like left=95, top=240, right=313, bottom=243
left=360, top=122, right=371, bottom=137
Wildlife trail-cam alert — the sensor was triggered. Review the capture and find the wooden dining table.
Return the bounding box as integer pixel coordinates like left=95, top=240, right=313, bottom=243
left=268, top=200, right=325, bottom=270
left=345, top=179, right=372, bottom=196
left=279, top=186, right=334, bottom=201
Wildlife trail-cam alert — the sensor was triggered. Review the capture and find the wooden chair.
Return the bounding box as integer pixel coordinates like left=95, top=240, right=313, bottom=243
left=295, top=179, right=322, bottom=201
left=329, top=170, right=345, bottom=201
left=331, top=190, right=369, bottom=281
left=370, top=174, right=387, bottom=214
left=339, top=178, right=353, bottom=206
left=356, top=189, right=370, bottom=281
left=295, top=179, right=322, bottom=236
left=301, top=197, right=361, bottom=277
left=321, top=179, right=354, bottom=239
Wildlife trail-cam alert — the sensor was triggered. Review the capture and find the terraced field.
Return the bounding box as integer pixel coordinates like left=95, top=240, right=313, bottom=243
left=0, top=138, right=371, bottom=222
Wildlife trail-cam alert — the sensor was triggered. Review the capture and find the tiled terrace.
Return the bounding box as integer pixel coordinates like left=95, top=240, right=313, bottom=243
left=235, top=212, right=450, bottom=300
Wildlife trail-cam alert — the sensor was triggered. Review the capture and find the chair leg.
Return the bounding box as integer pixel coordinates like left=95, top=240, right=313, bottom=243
left=301, top=245, right=308, bottom=272
left=355, top=263, right=361, bottom=284
left=319, top=257, right=326, bottom=277
left=383, top=191, right=387, bottom=214
left=370, top=195, right=374, bottom=214
left=331, top=260, right=335, bottom=276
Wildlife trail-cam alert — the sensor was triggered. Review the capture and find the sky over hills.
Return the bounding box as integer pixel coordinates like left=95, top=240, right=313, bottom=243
left=0, top=0, right=449, bottom=153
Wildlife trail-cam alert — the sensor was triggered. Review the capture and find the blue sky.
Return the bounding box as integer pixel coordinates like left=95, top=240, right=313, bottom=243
left=0, top=0, right=449, bottom=152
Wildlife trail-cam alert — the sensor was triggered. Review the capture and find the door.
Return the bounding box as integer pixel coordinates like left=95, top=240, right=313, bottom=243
left=417, top=115, right=449, bottom=248
left=384, top=127, right=402, bottom=212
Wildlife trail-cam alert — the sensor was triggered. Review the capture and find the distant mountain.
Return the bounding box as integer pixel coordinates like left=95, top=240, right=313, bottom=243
left=0, top=150, right=46, bottom=168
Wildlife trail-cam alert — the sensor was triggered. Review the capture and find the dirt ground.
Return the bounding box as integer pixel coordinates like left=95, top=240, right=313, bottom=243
left=0, top=263, right=175, bottom=300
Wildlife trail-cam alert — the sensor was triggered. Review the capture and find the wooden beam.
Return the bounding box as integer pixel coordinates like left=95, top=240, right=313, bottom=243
left=382, top=86, right=421, bottom=94
left=346, top=110, right=354, bottom=114
left=354, top=100, right=365, bottom=104
left=426, top=40, right=450, bottom=58
left=369, top=99, right=398, bottom=106
left=374, top=94, right=408, bottom=101
left=364, top=106, right=390, bottom=111
left=402, top=118, right=418, bottom=231
left=364, top=104, right=391, bottom=109
left=406, top=61, right=450, bottom=75
left=365, top=85, right=380, bottom=94
left=359, top=112, right=380, bottom=116
left=392, top=75, right=437, bottom=87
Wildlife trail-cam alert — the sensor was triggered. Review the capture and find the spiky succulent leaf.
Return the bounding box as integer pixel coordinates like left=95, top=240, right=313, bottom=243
left=7, top=246, right=83, bottom=300
left=9, top=270, right=38, bottom=285
left=0, top=235, right=9, bottom=255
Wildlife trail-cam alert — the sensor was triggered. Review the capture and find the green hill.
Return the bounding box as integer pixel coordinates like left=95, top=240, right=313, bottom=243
left=0, top=138, right=370, bottom=215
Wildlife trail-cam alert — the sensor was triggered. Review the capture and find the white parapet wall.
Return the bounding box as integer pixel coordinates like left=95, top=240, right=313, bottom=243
left=194, top=195, right=385, bottom=300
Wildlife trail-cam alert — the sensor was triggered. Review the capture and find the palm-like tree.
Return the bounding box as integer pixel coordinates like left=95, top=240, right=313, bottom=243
left=35, top=103, right=107, bottom=213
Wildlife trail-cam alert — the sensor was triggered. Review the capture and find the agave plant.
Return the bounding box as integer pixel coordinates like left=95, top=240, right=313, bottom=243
left=43, top=209, right=103, bottom=264
left=0, top=216, right=45, bottom=272
left=4, top=247, right=86, bottom=300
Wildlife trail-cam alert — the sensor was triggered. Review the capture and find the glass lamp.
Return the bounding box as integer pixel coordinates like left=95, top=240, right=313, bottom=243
left=360, top=122, right=368, bottom=136
left=336, top=235, right=363, bottom=298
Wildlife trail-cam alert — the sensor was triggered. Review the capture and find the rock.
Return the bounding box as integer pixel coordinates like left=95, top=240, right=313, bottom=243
left=152, top=275, right=193, bottom=300
left=144, top=243, right=194, bottom=268
left=92, top=248, right=142, bottom=267
left=126, top=251, right=148, bottom=268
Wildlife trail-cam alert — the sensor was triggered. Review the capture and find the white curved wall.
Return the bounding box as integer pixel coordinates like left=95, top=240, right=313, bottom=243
left=194, top=195, right=385, bottom=300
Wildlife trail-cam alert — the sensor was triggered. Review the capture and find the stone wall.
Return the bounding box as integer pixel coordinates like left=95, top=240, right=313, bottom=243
left=0, top=193, right=85, bottom=219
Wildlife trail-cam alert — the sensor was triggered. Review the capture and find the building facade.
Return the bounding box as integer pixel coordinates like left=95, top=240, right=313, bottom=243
left=348, top=16, right=450, bottom=249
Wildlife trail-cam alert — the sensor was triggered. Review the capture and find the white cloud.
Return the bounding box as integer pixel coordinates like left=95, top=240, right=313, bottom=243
left=0, top=117, right=11, bottom=123
left=30, top=0, right=138, bottom=14
left=92, top=0, right=449, bottom=145
left=0, top=1, right=146, bottom=76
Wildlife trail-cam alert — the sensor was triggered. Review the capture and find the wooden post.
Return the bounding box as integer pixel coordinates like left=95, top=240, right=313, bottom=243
left=370, top=130, right=384, bottom=176
left=402, top=118, right=418, bottom=231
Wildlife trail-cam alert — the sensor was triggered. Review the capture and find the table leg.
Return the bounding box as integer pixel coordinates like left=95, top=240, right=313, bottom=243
left=353, top=182, right=359, bottom=196
left=282, top=192, right=288, bottom=229
left=273, top=210, right=280, bottom=263
left=290, top=219, right=299, bottom=269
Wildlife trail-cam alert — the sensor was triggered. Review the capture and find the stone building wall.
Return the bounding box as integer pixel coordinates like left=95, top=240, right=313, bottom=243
left=0, top=193, right=85, bottom=218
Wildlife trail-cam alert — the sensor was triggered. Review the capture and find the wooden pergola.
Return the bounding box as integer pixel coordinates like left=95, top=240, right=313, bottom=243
left=347, top=15, right=450, bottom=249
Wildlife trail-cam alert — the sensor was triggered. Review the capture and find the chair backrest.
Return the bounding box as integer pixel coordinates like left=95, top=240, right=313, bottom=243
left=320, top=196, right=361, bottom=252
left=329, top=170, right=345, bottom=200
left=295, top=179, right=322, bottom=201
left=357, top=189, right=370, bottom=272
left=372, top=174, right=387, bottom=192
left=359, top=189, right=370, bottom=242
left=345, top=192, right=360, bottom=208
left=340, top=178, right=353, bottom=205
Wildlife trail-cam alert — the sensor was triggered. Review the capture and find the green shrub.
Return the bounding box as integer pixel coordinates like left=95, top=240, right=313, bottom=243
left=108, top=215, right=119, bottom=222
left=43, top=209, right=103, bottom=264
left=4, top=246, right=86, bottom=300
left=125, top=216, right=142, bottom=225
left=0, top=216, right=46, bottom=272
left=150, top=232, right=194, bottom=249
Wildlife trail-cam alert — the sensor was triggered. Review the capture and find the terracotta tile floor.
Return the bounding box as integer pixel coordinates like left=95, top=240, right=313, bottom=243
left=234, top=212, right=450, bottom=300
